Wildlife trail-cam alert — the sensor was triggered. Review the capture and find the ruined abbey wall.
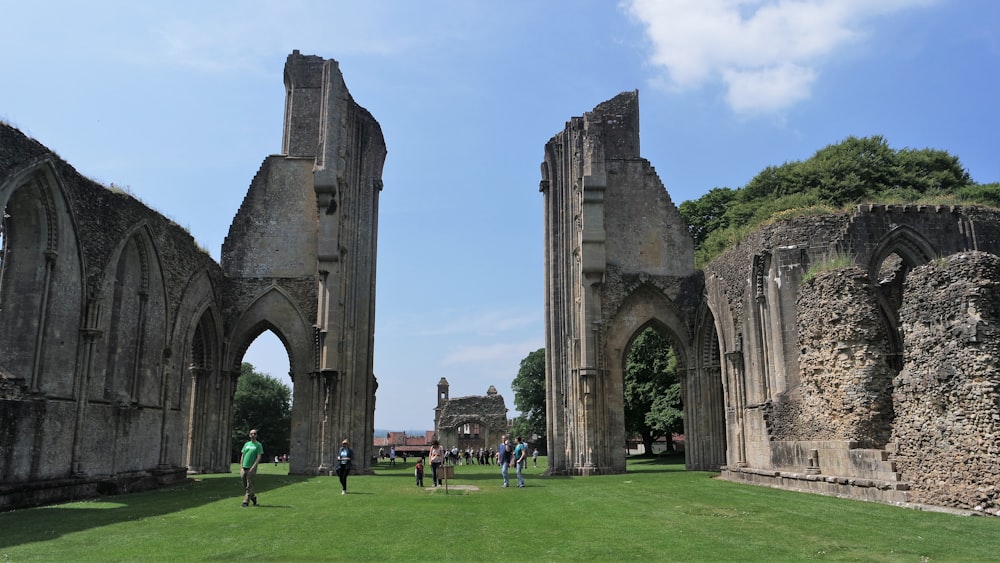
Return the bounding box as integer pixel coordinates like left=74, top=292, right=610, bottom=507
left=542, top=93, right=1000, bottom=515
left=708, top=207, right=1000, bottom=514
left=791, top=266, right=895, bottom=448
left=893, top=251, right=1000, bottom=511
left=0, top=51, right=385, bottom=509
left=0, top=123, right=225, bottom=507
left=434, top=386, right=510, bottom=453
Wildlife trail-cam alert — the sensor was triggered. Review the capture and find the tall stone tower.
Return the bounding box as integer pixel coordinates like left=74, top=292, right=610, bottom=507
left=222, top=51, right=385, bottom=475
left=540, top=91, right=722, bottom=475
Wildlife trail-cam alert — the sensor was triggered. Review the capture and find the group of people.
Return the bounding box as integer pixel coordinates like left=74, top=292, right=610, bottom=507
left=237, top=429, right=540, bottom=506
left=497, top=435, right=528, bottom=488
left=378, top=446, right=400, bottom=465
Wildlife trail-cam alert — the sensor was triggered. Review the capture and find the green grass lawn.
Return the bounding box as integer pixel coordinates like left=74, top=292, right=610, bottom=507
left=1, top=456, right=996, bottom=561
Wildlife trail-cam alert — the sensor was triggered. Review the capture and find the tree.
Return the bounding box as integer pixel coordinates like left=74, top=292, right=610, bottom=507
left=511, top=348, right=546, bottom=449
left=679, top=135, right=982, bottom=265
left=678, top=186, right=737, bottom=248
left=624, top=327, right=683, bottom=456
left=231, top=362, right=292, bottom=463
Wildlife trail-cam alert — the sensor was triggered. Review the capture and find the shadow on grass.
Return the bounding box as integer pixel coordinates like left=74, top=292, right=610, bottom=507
left=0, top=471, right=308, bottom=550
left=626, top=453, right=689, bottom=473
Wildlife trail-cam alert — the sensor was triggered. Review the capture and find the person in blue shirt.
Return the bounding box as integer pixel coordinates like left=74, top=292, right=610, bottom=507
left=513, top=436, right=528, bottom=488
left=336, top=438, right=353, bottom=494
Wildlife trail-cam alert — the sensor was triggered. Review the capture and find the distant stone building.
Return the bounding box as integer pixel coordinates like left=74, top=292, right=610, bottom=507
left=433, top=378, right=509, bottom=451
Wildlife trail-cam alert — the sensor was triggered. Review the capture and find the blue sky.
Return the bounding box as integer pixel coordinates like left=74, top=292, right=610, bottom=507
left=2, top=1, right=997, bottom=431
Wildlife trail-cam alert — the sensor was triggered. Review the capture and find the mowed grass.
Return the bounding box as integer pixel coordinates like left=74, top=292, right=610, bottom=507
left=1, top=455, right=997, bottom=561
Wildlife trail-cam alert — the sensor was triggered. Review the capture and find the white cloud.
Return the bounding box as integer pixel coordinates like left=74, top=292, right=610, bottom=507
left=625, top=0, right=937, bottom=114
left=723, top=63, right=815, bottom=113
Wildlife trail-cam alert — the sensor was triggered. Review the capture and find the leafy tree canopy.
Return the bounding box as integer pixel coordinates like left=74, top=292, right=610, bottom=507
left=231, top=362, right=292, bottom=463
left=678, top=135, right=994, bottom=266
left=625, top=327, right=683, bottom=455
left=511, top=348, right=546, bottom=448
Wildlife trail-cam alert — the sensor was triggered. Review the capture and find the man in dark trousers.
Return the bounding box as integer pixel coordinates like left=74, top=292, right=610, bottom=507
left=497, top=435, right=511, bottom=488
left=337, top=439, right=354, bottom=494
left=240, top=429, right=263, bottom=507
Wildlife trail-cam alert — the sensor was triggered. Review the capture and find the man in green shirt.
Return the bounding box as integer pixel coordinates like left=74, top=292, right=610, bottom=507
left=240, top=429, right=264, bottom=507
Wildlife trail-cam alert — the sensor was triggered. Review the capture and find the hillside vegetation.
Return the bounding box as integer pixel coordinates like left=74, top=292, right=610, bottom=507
left=678, top=135, right=1000, bottom=267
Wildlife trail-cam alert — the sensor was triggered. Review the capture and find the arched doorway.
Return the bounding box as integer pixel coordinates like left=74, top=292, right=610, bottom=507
left=622, top=323, right=684, bottom=457
left=237, top=329, right=294, bottom=470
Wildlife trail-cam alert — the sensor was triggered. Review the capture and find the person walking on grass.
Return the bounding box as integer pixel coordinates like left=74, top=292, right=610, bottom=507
left=415, top=457, right=425, bottom=487
left=498, top=435, right=511, bottom=488
left=429, top=440, right=445, bottom=486
left=240, top=429, right=263, bottom=507
left=513, top=436, right=527, bottom=488
left=337, top=438, right=353, bottom=494
left=532, top=447, right=539, bottom=468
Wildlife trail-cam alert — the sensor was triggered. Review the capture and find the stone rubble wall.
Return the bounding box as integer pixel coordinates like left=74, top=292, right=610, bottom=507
left=709, top=207, right=1000, bottom=514
left=893, top=251, right=1000, bottom=514
left=788, top=266, right=895, bottom=448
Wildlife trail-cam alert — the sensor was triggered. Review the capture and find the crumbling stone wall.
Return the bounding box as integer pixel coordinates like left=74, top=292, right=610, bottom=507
left=786, top=266, right=895, bottom=447
left=704, top=214, right=852, bottom=333
left=0, top=122, right=223, bottom=509
left=0, top=50, right=385, bottom=510
left=703, top=206, right=1000, bottom=513
left=435, top=391, right=509, bottom=451
left=893, top=251, right=1000, bottom=513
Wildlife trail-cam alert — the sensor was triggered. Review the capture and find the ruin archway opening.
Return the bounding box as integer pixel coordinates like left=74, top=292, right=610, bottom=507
left=233, top=328, right=294, bottom=472
left=870, top=227, right=935, bottom=372
left=623, top=323, right=684, bottom=458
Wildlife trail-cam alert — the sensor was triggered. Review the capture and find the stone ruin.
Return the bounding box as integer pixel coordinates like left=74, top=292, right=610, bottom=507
left=432, top=378, right=509, bottom=452
left=2, top=54, right=997, bottom=516
left=0, top=51, right=383, bottom=510
left=543, top=90, right=1000, bottom=515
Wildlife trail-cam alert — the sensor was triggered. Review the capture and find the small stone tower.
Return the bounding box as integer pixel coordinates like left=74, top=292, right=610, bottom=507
left=434, top=377, right=449, bottom=432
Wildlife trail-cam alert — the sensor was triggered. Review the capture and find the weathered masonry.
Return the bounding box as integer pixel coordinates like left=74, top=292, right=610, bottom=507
left=222, top=51, right=383, bottom=477
left=0, top=51, right=383, bottom=510
left=432, top=378, right=509, bottom=452
left=540, top=92, right=725, bottom=476
left=543, top=91, right=1000, bottom=514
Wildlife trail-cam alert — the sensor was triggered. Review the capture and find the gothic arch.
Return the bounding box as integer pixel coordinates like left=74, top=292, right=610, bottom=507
left=0, top=159, right=84, bottom=399
left=688, top=301, right=726, bottom=470
left=868, top=226, right=936, bottom=370
left=868, top=225, right=936, bottom=281
left=226, top=285, right=316, bottom=473
left=86, top=223, right=169, bottom=476
left=604, top=283, right=692, bottom=474
left=181, top=303, right=227, bottom=473
left=92, top=223, right=168, bottom=408
left=226, top=286, right=311, bottom=377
